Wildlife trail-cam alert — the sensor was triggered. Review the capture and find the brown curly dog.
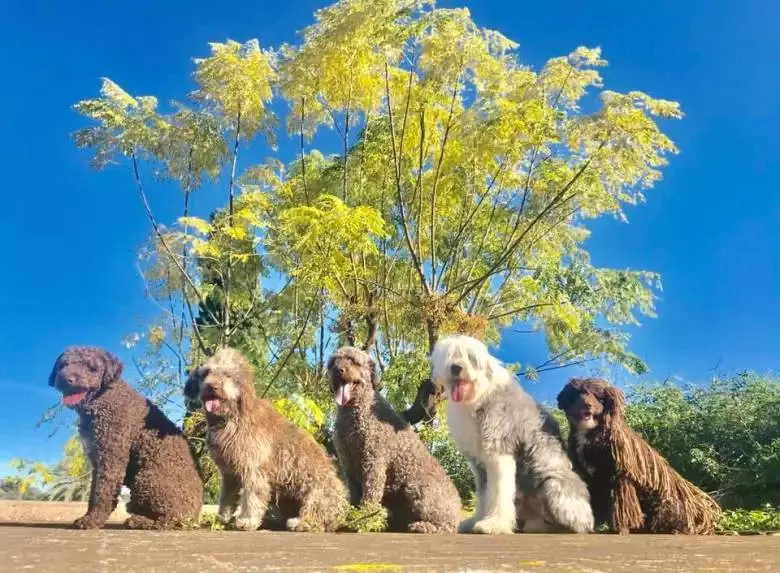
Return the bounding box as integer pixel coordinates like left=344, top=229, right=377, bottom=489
left=48, top=346, right=203, bottom=530
left=328, top=347, right=461, bottom=533
left=185, top=347, right=347, bottom=532
left=557, top=377, right=720, bottom=534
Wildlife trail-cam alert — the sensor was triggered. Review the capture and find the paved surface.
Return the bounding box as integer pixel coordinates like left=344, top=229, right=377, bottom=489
left=1, top=526, right=778, bottom=573
left=0, top=500, right=219, bottom=523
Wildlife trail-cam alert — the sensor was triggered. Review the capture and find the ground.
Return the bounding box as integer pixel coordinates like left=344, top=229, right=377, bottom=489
left=0, top=502, right=777, bottom=572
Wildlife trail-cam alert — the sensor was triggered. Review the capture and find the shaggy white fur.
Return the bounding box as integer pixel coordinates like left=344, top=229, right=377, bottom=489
left=431, top=335, right=594, bottom=534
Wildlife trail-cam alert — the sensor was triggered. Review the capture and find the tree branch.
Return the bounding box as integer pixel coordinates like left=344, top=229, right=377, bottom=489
left=384, top=60, right=430, bottom=295
left=130, top=152, right=218, bottom=328
left=260, top=302, right=316, bottom=398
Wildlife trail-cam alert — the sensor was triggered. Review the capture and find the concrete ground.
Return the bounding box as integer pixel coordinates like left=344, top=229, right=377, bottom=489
left=0, top=502, right=778, bottom=573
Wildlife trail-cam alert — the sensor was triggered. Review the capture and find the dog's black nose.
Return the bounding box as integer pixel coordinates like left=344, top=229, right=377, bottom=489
left=450, top=364, right=462, bottom=376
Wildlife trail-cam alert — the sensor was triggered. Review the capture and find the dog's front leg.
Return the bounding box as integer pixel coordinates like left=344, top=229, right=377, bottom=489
left=74, top=441, right=131, bottom=529
left=459, top=458, right=487, bottom=533
left=217, top=471, right=241, bottom=524
left=471, top=455, right=516, bottom=535
left=359, top=456, right=387, bottom=507
left=235, top=474, right=271, bottom=531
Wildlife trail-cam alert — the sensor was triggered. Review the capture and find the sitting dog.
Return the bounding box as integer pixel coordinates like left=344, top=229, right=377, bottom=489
left=557, top=377, right=720, bottom=534
left=48, top=346, right=203, bottom=529
left=185, top=347, right=347, bottom=531
left=328, top=347, right=461, bottom=533
left=430, top=335, right=594, bottom=534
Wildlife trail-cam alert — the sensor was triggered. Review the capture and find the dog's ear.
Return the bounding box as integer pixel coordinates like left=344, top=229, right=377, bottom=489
left=184, top=367, right=205, bottom=401
left=601, top=385, right=626, bottom=418
left=48, top=355, right=62, bottom=387
left=101, top=351, right=123, bottom=386
left=556, top=383, right=578, bottom=412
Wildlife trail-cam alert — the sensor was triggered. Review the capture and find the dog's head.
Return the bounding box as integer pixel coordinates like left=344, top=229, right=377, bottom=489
left=556, top=377, right=625, bottom=432
left=430, top=335, right=505, bottom=404
left=184, top=347, right=255, bottom=420
left=48, top=346, right=123, bottom=408
left=327, top=347, right=380, bottom=408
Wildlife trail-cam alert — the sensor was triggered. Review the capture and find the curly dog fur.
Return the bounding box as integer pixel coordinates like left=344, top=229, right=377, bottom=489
left=185, top=347, right=347, bottom=532
left=557, top=377, right=720, bottom=534
left=431, top=335, right=594, bottom=535
left=328, top=347, right=461, bottom=533
left=48, top=346, right=203, bottom=530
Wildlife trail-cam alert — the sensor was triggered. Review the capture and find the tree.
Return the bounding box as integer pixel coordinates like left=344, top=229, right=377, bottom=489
left=70, top=0, right=681, bottom=483
left=273, top=0, right=679, bottom=420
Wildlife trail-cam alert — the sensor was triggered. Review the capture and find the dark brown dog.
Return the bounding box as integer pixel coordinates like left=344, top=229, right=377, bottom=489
left=48, top=346, right=203, bottom=529
left=329, top=347, right=461, bottom=533
left=557, top=377, right=720, bottom=534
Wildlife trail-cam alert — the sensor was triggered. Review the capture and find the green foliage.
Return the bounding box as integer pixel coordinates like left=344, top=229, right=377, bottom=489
left=9, top=435, right=91, bottom=502
left=626, top=372, right=780, bottom=509
left=716, top=505, right=780, bottom=533
left=342, top=503, right=389, bottom=533
left=716, top=504, right=780, bottom=534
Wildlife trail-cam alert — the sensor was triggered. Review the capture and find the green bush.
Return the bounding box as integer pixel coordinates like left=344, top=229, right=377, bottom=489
left=626, top=372, right=780, bottom=509
left=717, top=505, right=780, bottom=533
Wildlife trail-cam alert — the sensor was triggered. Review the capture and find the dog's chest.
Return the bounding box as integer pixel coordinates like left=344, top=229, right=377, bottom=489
left=447, top=402, right=483, bottom=459
left=573, top=430, right=597, bottom=476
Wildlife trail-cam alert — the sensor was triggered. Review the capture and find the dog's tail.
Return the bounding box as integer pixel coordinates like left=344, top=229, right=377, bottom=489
left=538, top=473, right=595, bottom=533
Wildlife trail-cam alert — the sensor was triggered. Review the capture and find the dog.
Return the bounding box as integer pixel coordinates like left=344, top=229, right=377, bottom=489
left=48, top=346, right=203, bottom=529
left=430, top=335, right=594, bottom=534
left=557, top=377, right=720, bottom=534
left=184, top=346, right=347, bottom=531
left=328, top=347, right=462, bottom=533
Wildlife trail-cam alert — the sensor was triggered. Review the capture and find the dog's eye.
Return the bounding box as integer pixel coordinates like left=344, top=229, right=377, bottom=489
left=467, top=351, right=477, bottom=366
left=88, top=363, right=98, bottom=372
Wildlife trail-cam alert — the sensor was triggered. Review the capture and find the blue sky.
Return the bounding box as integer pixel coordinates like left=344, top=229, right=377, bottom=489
left=1, top=0, right=778, bottom=470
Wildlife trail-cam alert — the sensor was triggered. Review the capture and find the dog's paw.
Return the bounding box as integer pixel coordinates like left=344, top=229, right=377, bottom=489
left=458, top=516, right=480, bottom=533
left=472, top=517, right=515, bottom=535
left=285, top=517, right=313, bottom=532
left=73, top=515, right=102, bottom=530
left=218, top=508, right=236, bottom=525
left=408, top=521, right=445, bottom=534
left=234, top=516, right=260, bottom=531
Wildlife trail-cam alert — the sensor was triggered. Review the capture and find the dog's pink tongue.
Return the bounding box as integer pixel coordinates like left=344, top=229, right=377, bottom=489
left=62, top=392, right=86, bottom=406
left=204, top=398, right=221, bottom=413
left=335, top=384, right=352, bottom=407
left=451, top=381, right=465, bottom=402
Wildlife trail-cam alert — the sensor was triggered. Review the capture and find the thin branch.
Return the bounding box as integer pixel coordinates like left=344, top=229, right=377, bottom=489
left=223, top=109, right=243, bottom=345
left=299, top=96, right=310, bottom=205
left=415, top=107, right=425, bottom=268
left=384, top=60, right=429, bottom=295
left=535, top=349, right=574, bottom=371
left=455, top=143, right=606, bottom=305
left=488, top=302, right=554, bottom=321
left=260, top=302, right=316, bottom=398
left=429, top=64, right=462, bottom=286
left=342, top=68, right=353, bottom=202
left=130, top=152, right=218, bottom=327
left=536, top=358, right=595, bottom=373
left=436, top=158, right=507, bottom=290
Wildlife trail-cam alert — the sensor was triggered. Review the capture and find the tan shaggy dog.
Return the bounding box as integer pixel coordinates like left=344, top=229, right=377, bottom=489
left=328, top=347, right=461, bottom=533
left=557, top=378, right=720, bottom=534
left=185, top=347, right=348, bottom=531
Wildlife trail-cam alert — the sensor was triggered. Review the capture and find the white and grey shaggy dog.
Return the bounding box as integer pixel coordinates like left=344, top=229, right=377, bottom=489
left=431, top=335, right=594, bottom=534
